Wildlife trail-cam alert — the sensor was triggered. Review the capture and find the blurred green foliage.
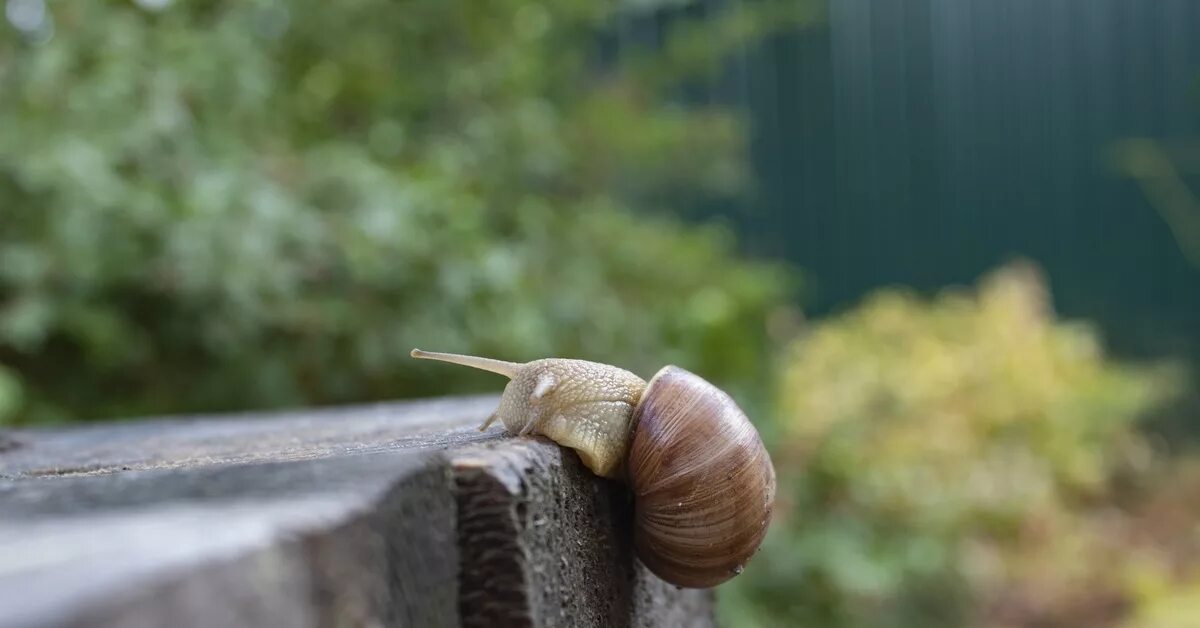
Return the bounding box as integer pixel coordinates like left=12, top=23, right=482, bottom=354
left=0, top=0, right=798, bottom=424
left=723, top=263, right=1198, bottom=628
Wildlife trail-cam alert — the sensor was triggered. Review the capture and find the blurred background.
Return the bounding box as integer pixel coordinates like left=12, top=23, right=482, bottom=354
left=3, top=0, right=1200, bottom=626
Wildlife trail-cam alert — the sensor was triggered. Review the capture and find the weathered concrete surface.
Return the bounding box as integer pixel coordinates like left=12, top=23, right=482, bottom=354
left=0, top=398, right=497, bottom=628
left=0, top=397, right=714, bottom=627
left=455, top=439, right=715, bottom=628
left=0, top=396, right=499, bottom=480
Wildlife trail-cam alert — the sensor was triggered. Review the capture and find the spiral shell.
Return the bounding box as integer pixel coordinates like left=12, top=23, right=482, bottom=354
left=627, top=366, right=776, bottom=588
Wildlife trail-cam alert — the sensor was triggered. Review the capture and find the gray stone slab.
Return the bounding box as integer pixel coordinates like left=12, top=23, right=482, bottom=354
left=0, top=396, right=715, bottom=627
left=0, top=396, right=499, bottom=480
left=0, top=398, right=496, bottom=628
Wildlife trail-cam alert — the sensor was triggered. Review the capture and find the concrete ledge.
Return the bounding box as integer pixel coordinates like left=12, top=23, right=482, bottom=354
left=0, top=398, right=713, bottom=627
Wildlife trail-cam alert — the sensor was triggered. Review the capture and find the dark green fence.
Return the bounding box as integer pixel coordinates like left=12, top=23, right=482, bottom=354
left=653, top=0, right=1200, bottom=357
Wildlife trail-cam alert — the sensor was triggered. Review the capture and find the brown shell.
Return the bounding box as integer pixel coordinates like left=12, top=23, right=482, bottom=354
left=627, top=366, right=776, bottom=588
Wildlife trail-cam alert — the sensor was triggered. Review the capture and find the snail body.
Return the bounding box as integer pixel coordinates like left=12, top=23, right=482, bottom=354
left=411, top=349, right=775, bottom=589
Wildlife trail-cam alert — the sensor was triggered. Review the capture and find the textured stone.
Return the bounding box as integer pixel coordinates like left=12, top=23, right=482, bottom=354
left=454, top=438, right=714, bottom=628
left=0, top=397, right=714, bottom=627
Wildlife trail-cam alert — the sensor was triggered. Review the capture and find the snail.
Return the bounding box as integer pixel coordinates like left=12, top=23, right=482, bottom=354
left=410, top=348, right=775, bottom=588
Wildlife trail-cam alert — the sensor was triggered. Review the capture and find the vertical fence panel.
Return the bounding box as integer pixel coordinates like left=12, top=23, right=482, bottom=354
left=616, top=0, right=1200, bottom=353
left=757, top=0, right=1200, bottom=353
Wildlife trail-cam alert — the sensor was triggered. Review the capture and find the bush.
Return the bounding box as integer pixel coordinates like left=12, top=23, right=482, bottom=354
left=0, top=0, right=794, bottom=424
left=723, top=262, right=1187, bottom=628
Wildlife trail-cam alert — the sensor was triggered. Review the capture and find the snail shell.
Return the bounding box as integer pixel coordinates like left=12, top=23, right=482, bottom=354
left=628, top=366, right=775, bottom=588
left=410, top=349, right=776, bottom=588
